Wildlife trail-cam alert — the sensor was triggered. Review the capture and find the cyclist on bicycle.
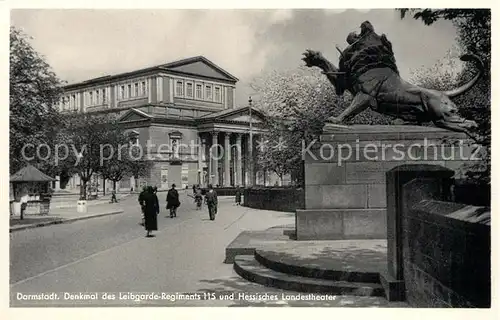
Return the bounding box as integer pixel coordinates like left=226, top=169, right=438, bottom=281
left=194, top=185, right=203, bottom=210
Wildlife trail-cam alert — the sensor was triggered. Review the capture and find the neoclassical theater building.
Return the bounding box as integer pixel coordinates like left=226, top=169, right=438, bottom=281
left=58, top=56, right=285, bottom=191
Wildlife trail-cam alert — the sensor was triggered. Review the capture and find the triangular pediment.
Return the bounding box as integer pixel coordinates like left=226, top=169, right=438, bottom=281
left=199, top=106, right=266, bottom=124
left=118, top=108, right=152, bottom=122
left=223, top=112, right=263, bottom=123
left=162, top=56, right=238, bottom=82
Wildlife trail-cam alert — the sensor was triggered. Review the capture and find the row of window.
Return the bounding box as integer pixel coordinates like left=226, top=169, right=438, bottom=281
left=87, top=88, right=108, bottom=106
left=63, top=78, right=225, bottom=110
left=119, top=80, right=148, bottom=100
left=85, top=80, right=148, bottom=107
left=175, top=80, right=222, bottom=103
left=128, top=135, right=180, bottom=158
left=61, top=94, right=79, bottom=111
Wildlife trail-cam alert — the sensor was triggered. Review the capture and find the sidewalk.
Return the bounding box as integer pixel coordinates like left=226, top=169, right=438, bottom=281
left=49, top=193, right=132, bottom=209
left=10, top=201, right=125, bottom=233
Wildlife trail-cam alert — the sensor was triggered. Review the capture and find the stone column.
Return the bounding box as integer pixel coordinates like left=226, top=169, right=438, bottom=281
left=205, top=136, right=211, bottom=187
left=211, top=131, right=219, bottom=186
left=235, top=133, right=243, bottom=186
left=198, top=134, right=203, bottom=186
left=224, top=133, right=231, bottom=187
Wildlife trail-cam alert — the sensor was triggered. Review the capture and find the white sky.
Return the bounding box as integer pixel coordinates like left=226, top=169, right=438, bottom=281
left=11, top=9, right=459, bottom=106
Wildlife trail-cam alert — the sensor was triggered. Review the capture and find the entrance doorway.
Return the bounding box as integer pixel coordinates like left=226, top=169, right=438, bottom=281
left=161, top=169, right=169, bottom=190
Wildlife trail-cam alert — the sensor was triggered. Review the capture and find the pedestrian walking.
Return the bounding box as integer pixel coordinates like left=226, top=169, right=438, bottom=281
left=138, top=186, right=159, bottom=237
left=204, top=184, right=218, bottom=221
left=138, top=186, right=148, bottom=226
left=235, top=185, right=242, bottom=206
left=166, top=183, right=180, bottom=218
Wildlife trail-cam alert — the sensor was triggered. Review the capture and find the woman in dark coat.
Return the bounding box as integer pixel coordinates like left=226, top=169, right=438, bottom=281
left=139, top=186, right=159, bottom=237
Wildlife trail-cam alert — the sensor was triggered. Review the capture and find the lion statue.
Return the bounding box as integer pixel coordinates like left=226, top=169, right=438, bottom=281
left=302, top=21, right=485, bottom=139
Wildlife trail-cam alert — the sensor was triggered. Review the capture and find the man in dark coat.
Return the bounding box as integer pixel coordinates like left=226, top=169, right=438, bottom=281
left=138, top=186, right=159, bottom=237
left=234, top=186, right=242, bottom=206
left=166, top=183, right=180, bottom=218
left=205, top=184, right=218, bottom=221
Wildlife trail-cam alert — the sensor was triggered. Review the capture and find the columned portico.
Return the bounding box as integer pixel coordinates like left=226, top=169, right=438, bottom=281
left=198, top=135, right=204, bottom=185
left=195, top=105, right=267, bottom=187
left=199, top=130, right=263, bottom=188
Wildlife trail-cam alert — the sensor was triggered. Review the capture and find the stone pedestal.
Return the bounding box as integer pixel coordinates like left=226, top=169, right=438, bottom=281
left=296, top=125, right=477, bottom=241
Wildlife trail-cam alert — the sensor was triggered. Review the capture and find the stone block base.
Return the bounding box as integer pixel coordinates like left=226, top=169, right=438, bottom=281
left=295, top=208, right=386, bottom=240
left=379, top=271, right=406, bottom=301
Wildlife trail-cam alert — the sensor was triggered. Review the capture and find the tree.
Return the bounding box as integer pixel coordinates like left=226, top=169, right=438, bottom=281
left=99, top=139, right=154, bottom=194
left=59, top=113, right=119, bottom=199
left=256, top=119, right=297, bottom=186
left=10, top=26, right=65, bottom=174
left=251, top=67, right=391, bottom=185
left=97, top=120, right=131, bottom=195
left=399, top=9, right=491, bottom=184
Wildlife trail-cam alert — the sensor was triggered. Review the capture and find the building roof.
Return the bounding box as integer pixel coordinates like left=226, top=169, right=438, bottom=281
left=10, top=164, right=57, bottom=182
left=64, top=56, right=238, bottom=90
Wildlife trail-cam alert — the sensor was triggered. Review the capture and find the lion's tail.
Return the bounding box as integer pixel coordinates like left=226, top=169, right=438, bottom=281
left=444, top=54, right=485, bottom=98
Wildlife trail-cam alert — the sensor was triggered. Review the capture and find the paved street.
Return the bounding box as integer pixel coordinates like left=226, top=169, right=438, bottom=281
left=10, top=192, right=297, bottom=307
left=10, top=192, right=404, bottom=307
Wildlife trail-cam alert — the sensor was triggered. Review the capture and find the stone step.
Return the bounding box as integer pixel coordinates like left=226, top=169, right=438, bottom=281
left=282, top=228, right=296, bottom=239
left=234, top=255, right=385, bottom=297
left=254, top=249, right=381, bottom=283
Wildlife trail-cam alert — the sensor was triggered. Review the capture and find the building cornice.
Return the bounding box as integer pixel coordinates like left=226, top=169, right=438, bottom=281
left=120, top=120, right=151, bottom=129
left=150, top=102, right=224, bottom=113
left=158, top=69, right=237, bottom=85
left=63, top=69, right=161, bottom=91
left=117, top=112, right=267, bottom=130
left=151, top=117, right=197, bottom=126
left=62, top=56, right=238, bottom=92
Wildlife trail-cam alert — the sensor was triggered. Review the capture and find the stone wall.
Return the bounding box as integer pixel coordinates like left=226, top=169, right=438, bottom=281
left=400, top=178, right=490, bottom=307
left=197, top=187, right=239, bottom=196
left=243, top=187, right=305, bottom=213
